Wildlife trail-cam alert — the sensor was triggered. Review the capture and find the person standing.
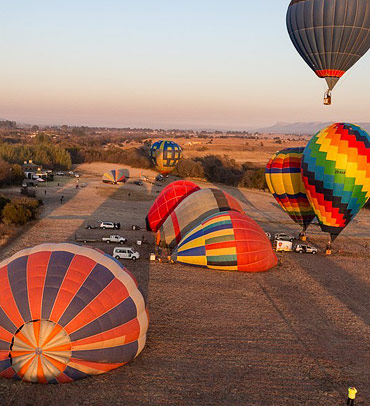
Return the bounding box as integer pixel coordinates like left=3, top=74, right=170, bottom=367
left=347, top=387, right=357, bottom=406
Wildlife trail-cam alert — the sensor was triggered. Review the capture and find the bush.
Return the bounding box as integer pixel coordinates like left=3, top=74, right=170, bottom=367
left=1, top=197, right=40, bottom=225
left=2, top=203, right=32, bottom=225
left=174, top=158, right=204, bottom=179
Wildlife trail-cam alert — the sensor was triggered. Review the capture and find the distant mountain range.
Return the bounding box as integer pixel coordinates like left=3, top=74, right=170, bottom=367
left=254, top=122, right=370, bottom=135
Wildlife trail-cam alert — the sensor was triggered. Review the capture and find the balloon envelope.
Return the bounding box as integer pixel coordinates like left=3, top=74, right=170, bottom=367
left=0, top=243, right=149, bottom=383
left=146, top=180, right=200, bottom=232
left=157, top=188, right=244, bottom=249
left=172, top=211, right=277, bottom=272
left=287, top=0, right=370, bottom=90
left=265, top=147, right=315, bottom=230
left=301, top=123, right=370, bottom=240
left=102, top=169, right=126, bottom=184
left=150, top=140, right=182, bottom=174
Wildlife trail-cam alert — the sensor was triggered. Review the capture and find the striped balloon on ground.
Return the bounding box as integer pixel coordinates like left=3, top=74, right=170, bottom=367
left=157, top=188, right=244, bottom=249
left=146, top=180, right=200, bottom=232
left=102, top=169, right=126, bottom=184
left=172, top=211, right=277, bottom=272
left=265, top=148, right=315, bottom=231
left=0, top=243, right=149, bottom=383
left=301, top=123, right=370, bottom=241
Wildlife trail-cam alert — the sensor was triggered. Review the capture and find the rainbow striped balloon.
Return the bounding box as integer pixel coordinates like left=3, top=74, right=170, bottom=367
left=301, top=123, right=370, bottom=240
left=265, top=147, right=315, bottom=230
left=102, top=169, right=126, bottom=184
left=172, top=211, right=277, bottom=272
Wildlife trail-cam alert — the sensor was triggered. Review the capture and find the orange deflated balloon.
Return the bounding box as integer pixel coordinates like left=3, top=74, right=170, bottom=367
left=0, top=243, right=149, bottom=383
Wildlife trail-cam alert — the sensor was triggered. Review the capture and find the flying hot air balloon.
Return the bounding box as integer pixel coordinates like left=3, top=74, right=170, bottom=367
left=150, top=140, right=182, bottom=175
left=172, top=211, right=278, bottom=272
left=0, top=243, right=149, bottom=383
left=102, top=169, right=127, bottom=184
left=287, top=0, right=370, bottom=105
left=301, top=123, right=370, bottom=247
left=265, top=147, right=316, bottom=239
left=146, top=180, right=200, bottom=232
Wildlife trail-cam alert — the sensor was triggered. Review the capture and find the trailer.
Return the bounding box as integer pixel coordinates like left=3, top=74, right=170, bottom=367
left=74, top=235, right=100, bottom=243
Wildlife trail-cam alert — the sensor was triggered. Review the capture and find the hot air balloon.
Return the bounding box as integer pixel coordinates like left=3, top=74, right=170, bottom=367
left=301, top=123, right=370, bottom=247
left=265, top=148, right=316, bottom=239
left=102, top=169, right=126, bottom=184
left=156, top=188, right=244, bottom=249
left=150, top=141, right=182, bottom=174
left=286, top=0, right=370, bottom=105
left=146, top=180, right=200, bottom=232
left=172, top=211, right=278, bottom=272
left=0, top=243, right=149, bottom=383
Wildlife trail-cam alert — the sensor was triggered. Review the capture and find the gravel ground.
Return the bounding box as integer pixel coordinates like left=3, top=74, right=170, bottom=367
left=0, top=162, right=369, bottom=406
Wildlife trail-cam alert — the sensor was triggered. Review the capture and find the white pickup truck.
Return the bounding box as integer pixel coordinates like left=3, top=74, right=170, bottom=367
left=102, top=235, right=127, bottom=244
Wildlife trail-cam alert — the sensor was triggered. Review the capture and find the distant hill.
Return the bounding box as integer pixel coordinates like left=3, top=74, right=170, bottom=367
left=254, top=122, right=370, bottom=135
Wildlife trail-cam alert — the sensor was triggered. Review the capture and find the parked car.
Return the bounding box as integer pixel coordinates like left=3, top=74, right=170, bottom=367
left=113, top=247, right=140, bottom=261
left=85, top=221, right=120, bottom=230
left=294, top=243, right=318, bottom=254
left=100, top=221, right=120, bottom=230
left=274, top=233, right=295, bottom=242
left=155, top=174, right=165, bottom=182
left=134, top=180, right=143, bottom=186
left=102, top=235, right=127, bottom=244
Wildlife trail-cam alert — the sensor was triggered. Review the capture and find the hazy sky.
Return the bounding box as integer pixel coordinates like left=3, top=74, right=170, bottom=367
left=1, top=0, right=370, bottom=129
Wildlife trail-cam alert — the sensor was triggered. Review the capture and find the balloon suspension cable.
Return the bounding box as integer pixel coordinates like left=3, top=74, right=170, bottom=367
left=324, top=90, right=332, bottom=106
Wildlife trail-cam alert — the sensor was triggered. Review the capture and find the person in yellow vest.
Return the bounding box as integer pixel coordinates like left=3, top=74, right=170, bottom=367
left=347, top=387, right=357, bottom=406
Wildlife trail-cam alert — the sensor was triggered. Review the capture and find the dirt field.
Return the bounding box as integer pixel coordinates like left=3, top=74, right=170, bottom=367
left=0, top=162, right=369, bottom=406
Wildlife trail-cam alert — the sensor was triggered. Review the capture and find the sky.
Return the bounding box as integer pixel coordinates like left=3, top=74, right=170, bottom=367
left=1, top=0, right=370, bottom=130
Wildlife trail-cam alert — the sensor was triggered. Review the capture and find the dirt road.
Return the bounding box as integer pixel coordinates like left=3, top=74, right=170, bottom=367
left=0, top=162, right=369, bottom=405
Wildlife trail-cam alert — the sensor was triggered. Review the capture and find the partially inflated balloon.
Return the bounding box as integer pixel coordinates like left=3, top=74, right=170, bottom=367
left=172, top=211, right=277, bottom=272
left=265, top=148, right=315, bottom=231
left=157, top=188, right=244, bottom=249
left=0, top=243, right=149, bottom=383
left=146, top=180, right=200, bottom=232
left=150, top=141, right=182, bottom=174
left=287, top=0, right=370, bottom=91
left=301, top=123, right=370, bottom=240
left=102, top=169, right=126, bottom=184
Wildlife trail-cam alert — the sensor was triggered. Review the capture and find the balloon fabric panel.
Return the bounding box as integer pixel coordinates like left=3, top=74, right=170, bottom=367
left=146, top=181, right=200, bottom=232
left=157, top=188, right=244, bottom=249
left=0, top=243, right=149, bottom=383
left=301, top=123, right=370, bottom=239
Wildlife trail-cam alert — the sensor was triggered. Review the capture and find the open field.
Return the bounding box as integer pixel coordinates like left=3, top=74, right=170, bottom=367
left=124, top=135, right=312, bottom=166
left=0, top=161, right=369, bottom=406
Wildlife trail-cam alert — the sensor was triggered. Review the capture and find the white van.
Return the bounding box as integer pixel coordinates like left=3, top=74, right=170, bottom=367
left=273, top=240, right=293, bottom=252
left=113, top=247, right=140, bottom=261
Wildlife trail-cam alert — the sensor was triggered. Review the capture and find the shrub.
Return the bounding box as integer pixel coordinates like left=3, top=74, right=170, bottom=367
left=2, top=203, right=32, bottom=225
left=1, top=197, right=40, bottom=225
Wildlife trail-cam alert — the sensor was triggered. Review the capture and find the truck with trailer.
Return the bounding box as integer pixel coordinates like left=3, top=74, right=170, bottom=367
left=102, top=235, right=127, bottom=244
